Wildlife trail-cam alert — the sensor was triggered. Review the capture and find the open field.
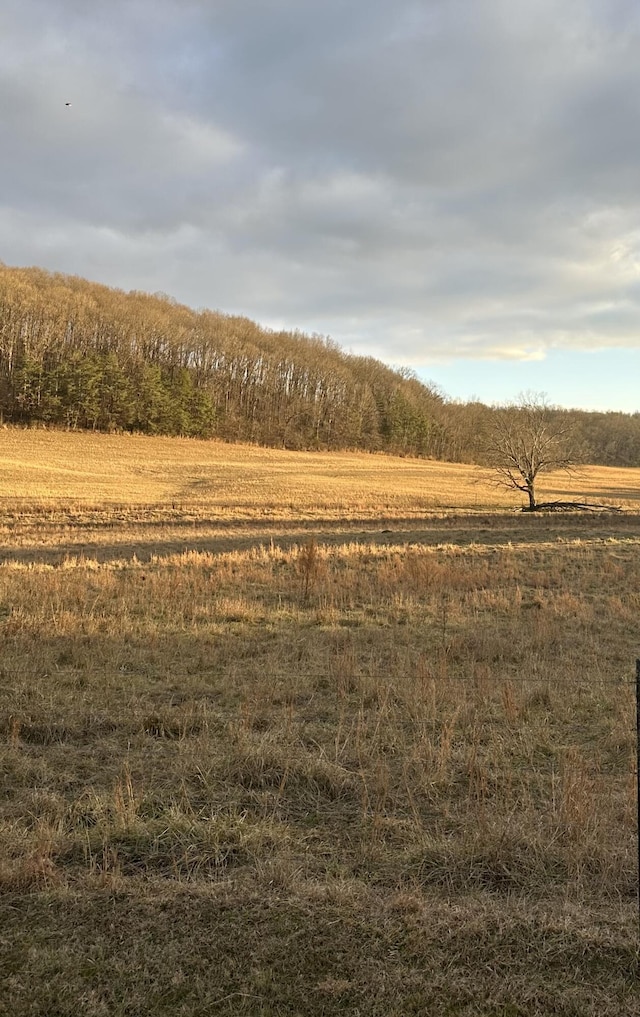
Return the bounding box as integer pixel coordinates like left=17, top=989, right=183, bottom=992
left=1, top=429, right=640, bottom=1015
left=0, top=426, right=639, bottom=566
left=1, top=428, right=640, bottom=512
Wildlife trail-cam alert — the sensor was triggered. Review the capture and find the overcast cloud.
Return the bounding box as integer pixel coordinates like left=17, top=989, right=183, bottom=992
left=2, top=0, right=640, bottom=388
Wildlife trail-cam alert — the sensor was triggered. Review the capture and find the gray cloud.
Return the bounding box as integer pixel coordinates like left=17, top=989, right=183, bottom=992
left=2, top=0, right=640, bottom=366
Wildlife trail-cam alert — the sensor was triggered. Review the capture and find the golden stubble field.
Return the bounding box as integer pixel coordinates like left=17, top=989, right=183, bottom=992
left=2, top=428, right=640, bottom=1016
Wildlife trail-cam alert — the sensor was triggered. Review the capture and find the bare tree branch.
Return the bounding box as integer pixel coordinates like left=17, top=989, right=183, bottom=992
left=483, top=392, right=580, bottom=510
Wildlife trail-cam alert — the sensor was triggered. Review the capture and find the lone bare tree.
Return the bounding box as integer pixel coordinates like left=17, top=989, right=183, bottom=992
left=484, top=392, right=578, bottom=510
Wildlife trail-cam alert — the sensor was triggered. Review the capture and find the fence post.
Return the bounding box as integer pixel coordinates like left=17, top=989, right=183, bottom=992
left=636, top=659, right=640, bottom=932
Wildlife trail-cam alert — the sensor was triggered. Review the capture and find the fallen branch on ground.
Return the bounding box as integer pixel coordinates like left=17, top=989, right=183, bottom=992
left=521, top=501, right=623, bottom=513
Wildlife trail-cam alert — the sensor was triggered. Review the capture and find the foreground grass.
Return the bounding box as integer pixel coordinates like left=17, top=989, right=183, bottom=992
left=4, top=887, right=637, bottom=1016
left=1, top=430, right=640, bottom=1014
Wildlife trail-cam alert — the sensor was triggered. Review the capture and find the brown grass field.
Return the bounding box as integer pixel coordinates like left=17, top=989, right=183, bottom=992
left=2, top=428, right=640, bottom=1015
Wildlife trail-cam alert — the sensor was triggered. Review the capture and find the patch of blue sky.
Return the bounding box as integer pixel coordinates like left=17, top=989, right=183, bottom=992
left=417, top=348, right=640, bottom=413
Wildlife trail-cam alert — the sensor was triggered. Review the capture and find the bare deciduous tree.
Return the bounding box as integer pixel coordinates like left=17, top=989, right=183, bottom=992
left=484, top=392, right=578, bottom=510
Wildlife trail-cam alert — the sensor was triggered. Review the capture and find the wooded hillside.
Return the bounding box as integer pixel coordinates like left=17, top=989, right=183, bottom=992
left=1, top=263, right=638, bottom=465
left=0, top=264, right=446, bottom=457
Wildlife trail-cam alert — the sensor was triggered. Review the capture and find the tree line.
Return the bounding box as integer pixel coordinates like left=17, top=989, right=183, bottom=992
left=0, top=265, right=446, bottom=456
left=0, top=263, right=638, bottom=466
left=435, top=399, right=640, bottom=469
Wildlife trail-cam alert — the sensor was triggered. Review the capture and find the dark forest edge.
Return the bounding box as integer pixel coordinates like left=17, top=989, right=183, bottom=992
left=1, top=263, right=638, bottom=467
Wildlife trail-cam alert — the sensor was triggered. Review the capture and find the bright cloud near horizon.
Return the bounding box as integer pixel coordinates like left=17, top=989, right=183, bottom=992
left=1, top=0, right=640, bottom=412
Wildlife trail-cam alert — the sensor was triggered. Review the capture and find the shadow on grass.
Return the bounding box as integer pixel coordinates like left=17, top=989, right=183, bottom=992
left=1, top=512, right=639, bottom=566
left=1, top=884, right=638, bottom=1016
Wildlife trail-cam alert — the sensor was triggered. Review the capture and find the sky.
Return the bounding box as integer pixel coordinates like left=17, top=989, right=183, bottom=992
left=1, top=0, right=640, bottom=413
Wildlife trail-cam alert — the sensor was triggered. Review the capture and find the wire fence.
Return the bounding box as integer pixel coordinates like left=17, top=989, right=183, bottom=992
left=0, top=668, right=635, bottom=685
left=1, top=664, right=638, bottom=778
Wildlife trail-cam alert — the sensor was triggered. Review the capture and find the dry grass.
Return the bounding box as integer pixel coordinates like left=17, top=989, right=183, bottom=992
left=1, top=428, right=640, bottom=1015
left=1, top=426, right=639, bottom=513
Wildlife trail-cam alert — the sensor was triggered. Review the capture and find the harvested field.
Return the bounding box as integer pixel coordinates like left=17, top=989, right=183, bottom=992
left=1, top=428, right=640, bottom=1015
